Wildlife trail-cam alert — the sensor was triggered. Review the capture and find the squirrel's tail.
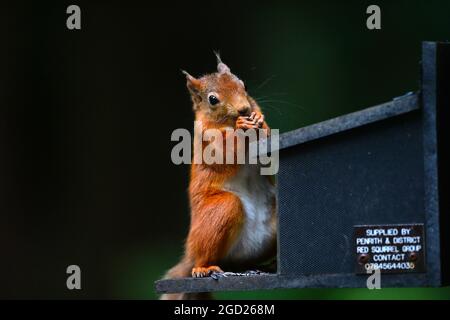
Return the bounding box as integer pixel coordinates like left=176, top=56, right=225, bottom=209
left=159, top=256, right=213, bottom=300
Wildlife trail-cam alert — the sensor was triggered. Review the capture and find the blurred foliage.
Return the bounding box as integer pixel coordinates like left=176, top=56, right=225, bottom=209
left=109, top=246, right=450, bottom=300
left=3, top=0, right=450, bottom=300
left=245, top=0, right=450, bottom=134
left=140, top=0, right=450, bottom=300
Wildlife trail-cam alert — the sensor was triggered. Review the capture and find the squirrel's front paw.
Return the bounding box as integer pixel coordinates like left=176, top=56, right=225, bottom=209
left=192, top=266, right=224, bottom=278
left=236, top=111, right=264, bottom=130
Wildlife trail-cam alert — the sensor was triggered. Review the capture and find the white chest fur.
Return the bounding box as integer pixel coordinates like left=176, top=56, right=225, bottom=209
left=222, top=164, right=276, bottom=262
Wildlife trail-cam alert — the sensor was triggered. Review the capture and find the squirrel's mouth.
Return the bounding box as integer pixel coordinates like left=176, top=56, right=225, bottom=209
left=225, top=109, right=240, bottom=119
left=213, top=112, right=237, bottom=124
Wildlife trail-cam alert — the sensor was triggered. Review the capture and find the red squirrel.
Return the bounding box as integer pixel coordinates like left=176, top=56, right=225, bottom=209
left=161, top=54, right=277, bottom=300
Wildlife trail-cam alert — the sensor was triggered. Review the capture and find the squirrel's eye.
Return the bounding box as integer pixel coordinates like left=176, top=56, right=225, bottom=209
left=208, top=94, right=220, bottom=105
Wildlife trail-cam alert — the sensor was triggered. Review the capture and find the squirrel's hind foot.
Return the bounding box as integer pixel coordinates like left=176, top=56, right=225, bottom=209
left=192, top=265, right=223, bottom=278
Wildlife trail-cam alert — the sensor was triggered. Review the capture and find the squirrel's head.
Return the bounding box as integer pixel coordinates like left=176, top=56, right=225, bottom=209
left=182, top=53, right=251, bottom=122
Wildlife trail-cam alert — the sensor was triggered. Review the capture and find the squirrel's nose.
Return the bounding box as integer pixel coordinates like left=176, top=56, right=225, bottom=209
left=238, top=106, right=250, bottom=116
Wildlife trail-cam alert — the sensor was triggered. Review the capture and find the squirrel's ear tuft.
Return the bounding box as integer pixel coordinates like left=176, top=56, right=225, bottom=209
left=182, top=70, right=197, bottom=83
left=214, top=51, right=230, bottom=74
left=181, top=70, right=202, bottom=103
left=182, top=70, right=201, bottom=90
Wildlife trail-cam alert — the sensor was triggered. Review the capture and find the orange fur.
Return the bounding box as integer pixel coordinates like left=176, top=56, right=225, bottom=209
left=161, top=58, right=275, bottom=300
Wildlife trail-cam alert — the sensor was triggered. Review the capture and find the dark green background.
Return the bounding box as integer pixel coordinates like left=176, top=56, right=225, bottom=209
left=0, top=0, right=449, bottom=299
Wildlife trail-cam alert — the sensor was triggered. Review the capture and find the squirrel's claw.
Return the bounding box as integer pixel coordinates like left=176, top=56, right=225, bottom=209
left=209, top=269, right=270, bottom=280
left=210, top=271, right=226, bottom=280
left=192, top=266, right=224, bottom=278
